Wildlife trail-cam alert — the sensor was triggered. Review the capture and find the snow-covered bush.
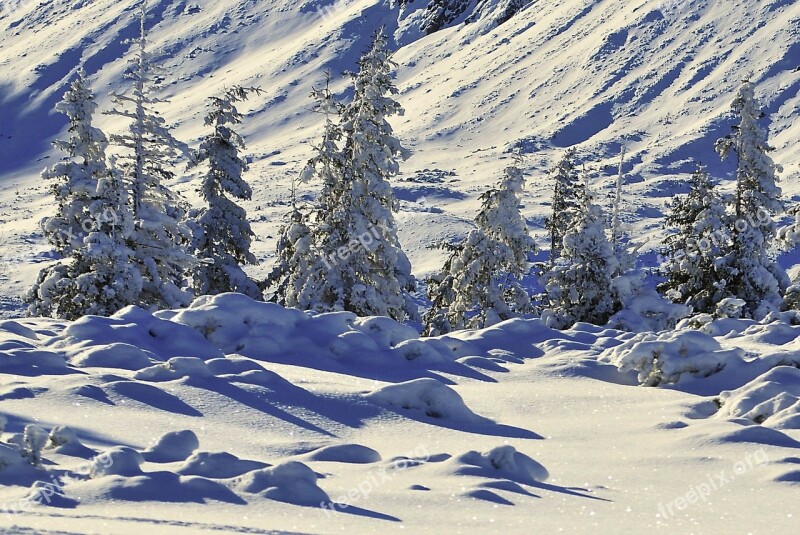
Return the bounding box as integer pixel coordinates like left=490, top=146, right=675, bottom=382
left=717, top=366, right=800, bottom=429
left=452, top=445, right=549, bottom=485
left=22, top=424, right=49, bottom=466
left=601, top=330, right=744, bottom=386
left=142, top=430, right=200, bottom=463
left=235, top=461, right=329, bottom=506
left=608, top=292, right=691, bottom=333
left=90, top=447, right=143, bottom=478
left=134, top=357, right=212, bottom=382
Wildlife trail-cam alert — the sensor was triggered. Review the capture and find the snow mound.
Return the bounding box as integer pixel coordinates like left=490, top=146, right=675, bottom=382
left=601, top=330, right=744, bottom=386
left=303, top=444, right=382, bottom=464
left=450, top=445, right=549, bottom=485
left=718, top=366, right=800, bottom=430
left=27, top=479, right=79, bottom=509
left=234, top=461, right=329, bottom=506
left=0, top=442, right=25, bottom=471
left=142, top=430, right=200, bottom=463
left=69, top=343, right=156, bottom=370
left=177, top=451, right=267, bottom=478
left=134, top=357, right=213, bottom=382
left=0, top=348, right=66, bottom=373
left=90, top=447, right=144, bottom=478
left=366, top=378, right=489, bottom=423
left=168, top=294, right=437, bottom=368
left=79, top=472, right=243, bottom=505
left=50, top=306, right=223, bottom=365
left=46, top=426, right=94, bottom=458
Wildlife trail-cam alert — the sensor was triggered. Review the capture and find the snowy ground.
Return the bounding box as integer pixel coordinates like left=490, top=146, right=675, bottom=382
left=1, top=294, right=799, bottom=533
left=1, top=0, right=799, bottom=312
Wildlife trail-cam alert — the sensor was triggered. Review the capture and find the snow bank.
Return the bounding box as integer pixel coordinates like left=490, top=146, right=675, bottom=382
left=167, top=293, right=446, bottom=368
left=450, top=445, right=549, bottom=485
left=366, top=378, right=490, bottom=423
left=69, top=343, right=156, bottom=370
left=601, top=330, right=744, bottom=386
left=49, top=305, right=223, bottom=366
left=234, top=461, right=329, bottom=506
left=718, top=366, right=800, bottom=430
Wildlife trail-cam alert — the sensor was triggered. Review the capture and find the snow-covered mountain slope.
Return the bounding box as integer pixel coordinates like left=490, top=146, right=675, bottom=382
left=1, top=294, right=800, bottom=533
left=0, top=0, right=799, bottom=311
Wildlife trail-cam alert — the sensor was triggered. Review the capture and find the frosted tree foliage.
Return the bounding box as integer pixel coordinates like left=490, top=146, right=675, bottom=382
left=659, top=166, right=732, bottom=314
left=266, top=78, right=348, bottom=310
left=333, top=28, right=417, bottom=321
left=266, top=201, right=316, bottom=309
left=545, top=187, right=620, bottom=328
left=269, top=33, right=418, bottom=322
left=424, top=164, right=535, bottom=335
left=40, top=69, right=107, bottom=255
left=28, top=75, right=142, bottom=320
left=546, top=148, right=584, bottom=266
left=715, top=80, right=786, bottom=317
left=106, top=3, right=194, bottom=310
left=190, top=86, right=261, bottom=299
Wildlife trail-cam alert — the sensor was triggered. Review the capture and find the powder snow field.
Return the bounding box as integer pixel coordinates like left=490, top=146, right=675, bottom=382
left=0, top=293, right=799, bottom=533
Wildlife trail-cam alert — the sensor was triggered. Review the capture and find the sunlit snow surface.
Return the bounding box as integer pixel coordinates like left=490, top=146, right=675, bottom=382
left=0, top=293, right=798, bottom=533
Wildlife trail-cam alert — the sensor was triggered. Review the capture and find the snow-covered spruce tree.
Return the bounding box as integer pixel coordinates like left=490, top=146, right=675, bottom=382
left=40, top=69, right=107, bottom=256
left=424, top=164, right=535, bottom=335
left=715, top=79, right=786, bottom=317
left=265, top=76, right=347, bottom=310
left=333, top=28, right=417, bottom=321
left=106, top=3, right=194, bottom=310
left=545, top=186, right=620, bottom=328
left=658, top=165, right=732, bottom=314
left=546, top=148, right=584, bottom=266
left=27, top=72, right=141, bottom=320
left=189, top=86, right=261, bottom=299
left=28, top=163, right=143, bottom=320
left=265, top=195, right=317, bottom=309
